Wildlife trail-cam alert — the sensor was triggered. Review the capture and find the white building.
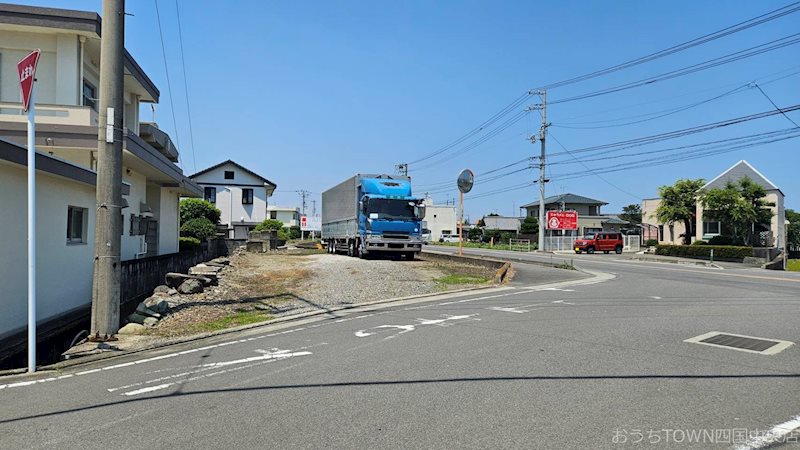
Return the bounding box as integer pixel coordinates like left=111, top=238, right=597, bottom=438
left=0, top=4, right=201, bottom=341
left=422, top=201, right=458, bottom=241
left=267, top=205, right=301, bottom=227
left=190, top=160, right=277, bottom=239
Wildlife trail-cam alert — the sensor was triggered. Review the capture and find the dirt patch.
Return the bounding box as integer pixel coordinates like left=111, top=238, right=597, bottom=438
left=147, top=251, right=495, bottom=337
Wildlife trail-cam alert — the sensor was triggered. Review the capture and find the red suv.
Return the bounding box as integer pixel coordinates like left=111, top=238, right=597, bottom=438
left=574, top=232, right=624, bottom=254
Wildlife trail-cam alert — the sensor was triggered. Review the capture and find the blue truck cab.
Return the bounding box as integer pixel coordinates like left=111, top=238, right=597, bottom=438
left=322, top=174, right=425, bottom=259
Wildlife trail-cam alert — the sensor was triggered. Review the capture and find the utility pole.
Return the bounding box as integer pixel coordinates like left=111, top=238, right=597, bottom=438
left=526, top=90, right=548, bottom=252
left=311, top=199, right=317, bottom=217
left=395, top=163, right=408, bottom=178
left=298, top=190, right=309, bottom=240
left=90, top=0, right=125, bottom=339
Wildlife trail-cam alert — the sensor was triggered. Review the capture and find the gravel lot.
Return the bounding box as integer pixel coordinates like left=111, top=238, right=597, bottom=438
left=148, top=251, right=496, bottom=337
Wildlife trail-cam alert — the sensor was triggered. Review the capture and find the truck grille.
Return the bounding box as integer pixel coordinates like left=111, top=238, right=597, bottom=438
left=383, top=232, right=409, bottom=240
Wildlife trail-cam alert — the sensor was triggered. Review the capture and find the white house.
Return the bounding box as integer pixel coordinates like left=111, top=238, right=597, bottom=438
left=422, top=200, right=458, bottom=241
left=190, top=160, right=277, bottom=239
left=642, top=160, right=786, bottom=248
left=0, top=5, right=200, bottom=342
left=267, top=205, right=301, bottom=227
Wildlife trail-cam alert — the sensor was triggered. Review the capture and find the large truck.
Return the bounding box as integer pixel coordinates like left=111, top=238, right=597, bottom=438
left=322, top=174, right=425, bottom=259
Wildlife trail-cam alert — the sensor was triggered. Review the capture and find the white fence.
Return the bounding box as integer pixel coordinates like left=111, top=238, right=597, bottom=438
left=509, top=239, right=531, bottom=252
left=541, top=235, right=641, bottom=252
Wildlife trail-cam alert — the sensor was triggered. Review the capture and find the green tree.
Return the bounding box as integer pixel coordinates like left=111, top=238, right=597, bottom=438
left=786, top=209, right=800, bottom=249
left=254, top=219, right=284, bottom=232
left=519, top=216, right=538, bottom=234
left=656, top=178, right=705, bottom=245
left=180, top=198, right=221, bottom=225
left=619, top=204, right=642, bottom=225
left=467, top=227, right=483, bottom=241
left=180, top=217, right=217, bottom=240
left=700, top=177, right=773, bottom=246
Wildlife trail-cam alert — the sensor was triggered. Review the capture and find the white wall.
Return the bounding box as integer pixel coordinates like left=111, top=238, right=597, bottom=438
left=121, top=170, right=146, bottom=259
left=159, top=187, right=180, bottom=254
left=192, top=163, right=271, bottom=226
left=425, top=205, right=458, bottom=240
left=0, top=161, right=96, bottom=338
left=0, top=30, right=59, bottom=104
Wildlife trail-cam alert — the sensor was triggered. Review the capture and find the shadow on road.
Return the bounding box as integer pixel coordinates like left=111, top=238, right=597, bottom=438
left=3, top=372, right=799, bottom=425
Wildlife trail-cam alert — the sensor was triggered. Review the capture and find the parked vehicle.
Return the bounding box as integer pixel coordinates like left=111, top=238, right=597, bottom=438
left=322, top=174, right=425, bottom=259
left=574, top=232, right=624, bottom=254
left=439, top=234, right=460, bottom=243
left=421, top=228, right=432, bottom=245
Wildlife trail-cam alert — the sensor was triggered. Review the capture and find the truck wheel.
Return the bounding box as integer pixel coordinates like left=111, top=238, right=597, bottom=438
left=347, top=240, right=355, bottom=257
left=615, top=245, right=623, bottom=254
left=603, top=250, right=609, bottom=254
left=406, top=252, right=415, bottom=261
left=574, top=250, right=581, bottom=254
left=586, top=246, right=595, bottom=254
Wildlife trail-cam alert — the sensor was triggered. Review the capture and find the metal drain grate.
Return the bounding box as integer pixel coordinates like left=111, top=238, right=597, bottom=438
left=699, top=334, right=779, bottom=352
left=685, top=331, right=795, bottom=355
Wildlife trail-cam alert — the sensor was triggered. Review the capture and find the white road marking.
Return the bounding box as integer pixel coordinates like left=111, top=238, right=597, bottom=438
left=354, top=314, right=479, bottom=340
left=734, top=414, right=800, bottom=450
left=537, top=287, right=575, bottom=292
left=119, top=349, right=312, bottom=397
left=487, top=306, right=529, bottom=314
left=650, top=296, right=662, bottom=299
left=551, top=300, right=576, bottom=305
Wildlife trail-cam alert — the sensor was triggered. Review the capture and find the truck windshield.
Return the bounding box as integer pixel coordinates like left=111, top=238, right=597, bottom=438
left=368, top=199, right=417, bottom=220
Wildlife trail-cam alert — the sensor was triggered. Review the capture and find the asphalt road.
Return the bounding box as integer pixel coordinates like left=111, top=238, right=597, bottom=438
left=1, top=251, right=799, bottom=450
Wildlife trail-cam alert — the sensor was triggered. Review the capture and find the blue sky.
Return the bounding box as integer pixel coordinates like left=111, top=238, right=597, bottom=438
left=14, top=1, right=800, bottom=219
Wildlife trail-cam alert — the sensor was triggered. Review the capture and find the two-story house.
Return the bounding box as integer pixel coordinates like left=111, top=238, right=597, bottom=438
left=267, top=205, right=301, bottom=228
left=0, top=4, right=201, bottom=342
left=522, top=193, right=625, bottom=236
left=190, top=160, right=277, bottom=239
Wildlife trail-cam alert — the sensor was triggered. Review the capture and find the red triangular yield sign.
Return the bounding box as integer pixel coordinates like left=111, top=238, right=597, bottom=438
left=17, top=49, right=41, bottom=113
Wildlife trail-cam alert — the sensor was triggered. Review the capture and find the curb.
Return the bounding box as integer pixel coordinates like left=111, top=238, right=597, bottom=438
left=5, top=283, right=503, bottom=377
left=625, top=256, right=723, bottom=269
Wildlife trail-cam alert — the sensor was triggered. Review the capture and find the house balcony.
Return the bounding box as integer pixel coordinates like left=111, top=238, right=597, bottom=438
left=0, top=102, right=98, bottom=127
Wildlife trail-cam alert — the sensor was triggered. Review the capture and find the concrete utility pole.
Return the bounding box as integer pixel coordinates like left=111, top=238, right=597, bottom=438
left=91, top=0, right=125, bottom=339
left=528, top=90, right=548, bottom=253
left=298, top=190, right=309, bottom=215
left=311, top=199, right=317, bottom=217
left=395, top=163, right=408, bottom=178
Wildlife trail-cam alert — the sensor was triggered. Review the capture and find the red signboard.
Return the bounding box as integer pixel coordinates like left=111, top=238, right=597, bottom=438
left=546, top=210, right=578, bottom=230
left=300, top=216, right=307, bottom=228
left=17, top=49, right=41, bottom=113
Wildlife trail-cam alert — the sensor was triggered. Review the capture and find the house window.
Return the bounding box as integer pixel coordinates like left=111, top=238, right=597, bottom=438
left=224, top=171, right=234, bottom=180
left=242, top=188, right=254, bottom=205
left=703, top=221, right=721, bottom=235
left=204, top=187, right=216, bottom=203
left=67, top=206, right=87, bottom=244
left=82, top=81, right=97, bottom=110
left=658, top=225, right=664, bottom=241
left=442, top=229, right=452, bottom=235
left=270, top=211, right=277, bottom=219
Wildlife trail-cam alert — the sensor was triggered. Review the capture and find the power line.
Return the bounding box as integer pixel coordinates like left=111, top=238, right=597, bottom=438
left=549, top=33, right=800, bottom=105
left=408, top=91, right=533, bottom=165
left=552, top=84, right=751, bottom=129
left=548, top=132, right=642, bottom=202
left=534, top=1, right=800, bottom=91
left=549, top=128, right=799, bottom=167
left=174, top=0, right=197, bottom=173
left=753, top=82, right=800, bottom=128
left=546, top=104, right=800, bottom=158
left=153, top=0, right=182, bottom=168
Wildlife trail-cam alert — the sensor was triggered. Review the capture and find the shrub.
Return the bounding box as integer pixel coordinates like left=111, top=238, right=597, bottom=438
left=499, top=231, right=515, bottom=243
left=180, top=217, right=217, bottom=240
left=287, top=225, right=301, bottom=240
left=654, top=244, right=752, bottom=261
left=707, top=235, right=741, bottom=246
left=180, top=198, right=220, bottom=225
left=644, top=239, right=659, bottom=247
left=254, top=219, right=284, bottom=232
left=691, top=240, right=707, bottom=245
left=179, top=236, right=201, bottom=251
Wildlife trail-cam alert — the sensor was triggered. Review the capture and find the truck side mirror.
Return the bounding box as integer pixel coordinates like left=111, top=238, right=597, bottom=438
left=359, top=201, right=367, bottom=213
left=415, top=205, right=426, bottom=220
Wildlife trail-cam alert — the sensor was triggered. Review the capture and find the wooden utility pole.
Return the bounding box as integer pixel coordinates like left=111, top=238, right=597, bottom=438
left=91, top=0, right=125, bottom=338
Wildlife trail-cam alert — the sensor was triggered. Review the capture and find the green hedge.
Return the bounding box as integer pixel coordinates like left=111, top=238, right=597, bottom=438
left=655, top=244, right=752, bottom=261
left=179, top=236, right=201, bottom=251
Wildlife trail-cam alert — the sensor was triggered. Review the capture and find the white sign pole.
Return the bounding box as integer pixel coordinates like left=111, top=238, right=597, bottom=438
left=27, top=83, right=36, bottom=373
